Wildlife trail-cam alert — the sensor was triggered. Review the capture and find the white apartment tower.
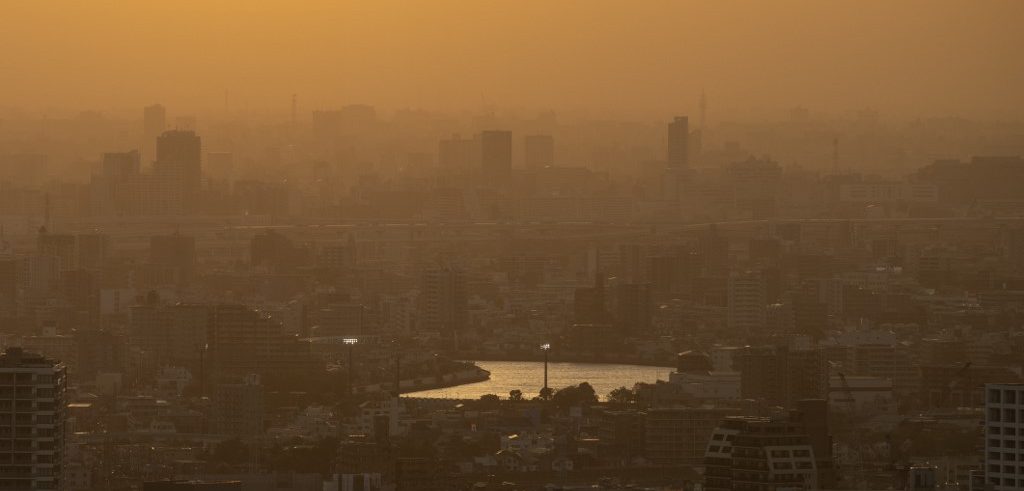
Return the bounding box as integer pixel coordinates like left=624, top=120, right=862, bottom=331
left=0, top=347, right=67, bottom=491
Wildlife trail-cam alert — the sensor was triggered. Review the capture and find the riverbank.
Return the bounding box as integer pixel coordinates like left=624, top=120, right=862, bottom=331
left=353, top=365, right=491, bottom=396
left=406, top=360, right=674, bottom=400
left=452, top=351, right=676, bottom=368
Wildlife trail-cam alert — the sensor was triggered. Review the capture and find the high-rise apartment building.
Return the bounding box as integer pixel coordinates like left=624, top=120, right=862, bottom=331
left=419, top=267, right=467, bottom=341
left=0, top=347, right=67, bottom=491
left=727, top=270, right=766, bottom=335
left=985, top=383, right=1024, bottom=491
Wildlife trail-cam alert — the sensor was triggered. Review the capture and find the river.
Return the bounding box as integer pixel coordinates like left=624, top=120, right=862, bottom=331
left=405, top=360, right=674, bottom=401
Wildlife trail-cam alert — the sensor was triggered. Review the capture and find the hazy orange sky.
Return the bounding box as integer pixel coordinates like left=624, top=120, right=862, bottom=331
left=2, top=1, right=1022, bottom=120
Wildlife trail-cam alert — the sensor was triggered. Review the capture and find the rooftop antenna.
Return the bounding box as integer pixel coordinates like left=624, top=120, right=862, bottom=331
left=43, top=193, right=51, bottom=232
left=832, top=137, right=839, bottom=175
left=291, top=94, right=297, bottom=125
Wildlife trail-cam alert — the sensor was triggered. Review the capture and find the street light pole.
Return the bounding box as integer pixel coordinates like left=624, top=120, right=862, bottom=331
left=540, top=343, right=551, bottom=395
left=199, top=343, right=208, bottom=398
left=343, top=338, right=358, bottom=398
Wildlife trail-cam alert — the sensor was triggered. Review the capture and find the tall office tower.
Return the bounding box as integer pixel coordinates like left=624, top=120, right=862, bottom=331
left=437, top=134, right=479, bottom=171
left=667, top=116, right=690, bottom=169
left=154, top=130, right=202, bottom=195
left=37, top=228, right=77, bottom=272
left=130, top=303, right=209, bottom=369
left=736, top=346, right=828, bottom=408
left=985, top=383, right=1024, bottom=491
left=0, top=347, right=67, bottom=491
left=523, top=134, right=555, bottom=168
left=102, top=151, right=141, bottom=179
left=419, top=267, right=468, bottom=342
left=727, top=270, right=766, bottom=335
left=704, top=400, right=835, bottom=491
left=143, top=104, right=167, bottom=141
left=480, top=130, right=512, bottom=178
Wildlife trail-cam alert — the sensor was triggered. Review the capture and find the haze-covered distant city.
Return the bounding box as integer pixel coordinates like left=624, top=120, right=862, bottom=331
left=2, top=2, right=1024, bottom=491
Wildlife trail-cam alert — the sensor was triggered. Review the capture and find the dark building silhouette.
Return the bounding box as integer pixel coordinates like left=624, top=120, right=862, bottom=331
left=667, top=116, right=690, bottom=169
left=150, top=233, right=197, bottom=283
left=420, top=267, right=467, bottom=342
left=524, top=134, right=555, bottom=168
left=480, top=130, right=512, bottom=177
left=155, top=130, right=202, bottom=195
left=736, top=345, right=828, bottom=408
left=438, top=134, right=479, bottom=171
left=704, top=399, right=835, bottom=491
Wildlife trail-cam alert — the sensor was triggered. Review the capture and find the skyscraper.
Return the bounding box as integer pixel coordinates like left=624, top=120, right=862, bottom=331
left=667, top=116, right=689, bottom=169
left=523, top=134, right=554, bottom=168
left=480, top=130, right=512, bottom=177
left=0, top=347, right=67, bottom=491
left=155, top=130, right=202, bottom=194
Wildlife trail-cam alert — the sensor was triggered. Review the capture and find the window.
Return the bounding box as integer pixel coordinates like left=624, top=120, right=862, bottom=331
left=1007, top=391, right=1018, bottom=404
left=989, top=388, right=1002, bottom=404
left=990, top=408, right=1002, bottom=422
